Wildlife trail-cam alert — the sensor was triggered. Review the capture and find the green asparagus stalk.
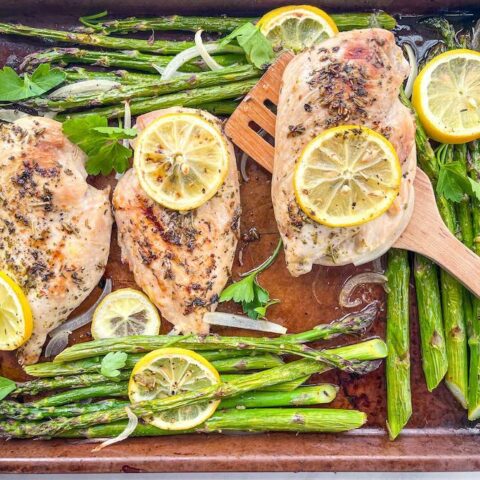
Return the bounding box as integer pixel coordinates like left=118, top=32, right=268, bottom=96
left=54, top=311, right=379, bottom=363
left=0, top=385, right=337, bottom=421
left=221, top=374, right=309, bottom=392
left=64, top=67, right=162, bottom=85
left=385, top=249, right=411, bottom=441
left=0, top=399, right=129, bottom=421
left=12, top=371, right=131, bottom=396
left=0, top=340, right=386, bottom=438
left=219, top=385, right=338, bottom=409
left=16, top=354, right=283, bottom=396
left=56, top=79, right=257, bottom=120
left=26, top=349, right=263, bottom=377
left=78, top=12, right=396, bottom=35
left=29, top=64, right=260, bottom=111
left=21, top=48, right=245, bottom=74
left=57, top=408, right=369, bottom=437
left=468, top=140, right=480, bottom=419
left=0, top=22, right=243, bottom=55
left=413, top=255, right=448, bottom=391
left=32, top=382, right=128, bottom=407
left=199, top=101, right=238, bottom=116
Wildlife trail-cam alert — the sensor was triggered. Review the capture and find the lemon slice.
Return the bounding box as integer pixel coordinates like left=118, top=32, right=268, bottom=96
left=134, top=111, right=230, bottom=211
left=91, top=288, right=161, bottom=340
left=128, top=347, right=221, bottom=430
left=0, top=271, right=33, bottom=351
left=412, top=49, right=480, bottom=144
left=294, top=125, right=402, bottom=228
left=257, top=5, right=338, bottom=53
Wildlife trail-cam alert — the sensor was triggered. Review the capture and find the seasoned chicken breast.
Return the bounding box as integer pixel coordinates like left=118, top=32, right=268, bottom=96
left=273, top=28, right=416, bottom=275
left=113, top=107, right=241, bottom=334
left=0, top=117, right=113, bottom=364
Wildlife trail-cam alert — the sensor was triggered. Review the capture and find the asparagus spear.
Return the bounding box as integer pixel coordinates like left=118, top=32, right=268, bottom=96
left=16, top=354, right=283, bottom=396
left=199, top=101, right=238, bottom=116
left=219, top=385, right=338, bottom=409
left=386, top=249, right=411, bottom=441
left=0, top=340, right=386, bottom=438
left=26, top=349, right=262, bottom=377
left=64, top=67, right=162, bottom=85
left=468, top=140, right=480, bottom=420
left=30, top=64, right=260, bottom=111
left=221, top=374, right=309, bottom=392
left=50, top=408, right=369, bottom=438
left=0, top=22, right=243, bottom=55
left=56, top=79, right=257, bottom=120
left=54, top=311, right=379, bottom=363
left=413, top=255, right=448, bottom=391
left=0, top=399, right=129, bottom=421
left=78, top=12, right=396, bottom=35
left=33, top=382, right=128, bottom=407
left=21, top=48, right=245, bottom=74
left=0, top=386, right=337, bottom=421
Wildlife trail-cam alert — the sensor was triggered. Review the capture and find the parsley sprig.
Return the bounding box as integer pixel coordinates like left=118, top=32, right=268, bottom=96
left=0, top=375, right=16, bottom=401
left=219, top=239, right=282, bottom=319
left=436, top=144, right=480, bottom=203
left=100, top=351, right=128, bottom=378
left=219, top=22, right=274, bottom=69
left=0, top=64, right=65, bottom=102
left=62, top=114, right=137, bottom=175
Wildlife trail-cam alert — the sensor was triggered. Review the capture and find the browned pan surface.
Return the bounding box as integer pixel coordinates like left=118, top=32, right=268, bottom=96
left=0, top=1, right=479, bottom=473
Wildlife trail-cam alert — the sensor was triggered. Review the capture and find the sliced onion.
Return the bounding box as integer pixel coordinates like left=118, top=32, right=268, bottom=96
left=204, top=312, right=287, bottom=334
left=162, top=44, right=223, bottom=81
left=48, top=80, right=121, bottom=99
left=473, top=19, right=480, bottom=51
left=195, top=30, right=222, bottom=71
left=371, top=257, right=384, bottom=274
left=339, top=273, right=388, bottom=308
left=92, top=407, right=138, bottom=451
left=0, top=109, right=32, bottom=123
left=45, top=278, right=112, bottom=357
left=403, top=44, right=418, bottom=99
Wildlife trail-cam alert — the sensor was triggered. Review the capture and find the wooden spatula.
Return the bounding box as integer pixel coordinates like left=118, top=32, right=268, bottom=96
left=225, top=52, right=480, bottom=297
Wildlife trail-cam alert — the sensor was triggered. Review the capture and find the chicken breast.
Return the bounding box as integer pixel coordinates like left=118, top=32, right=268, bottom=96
left=273, top=28, right=416, bottom=275
left=0, top=116, right=113, bottom=364
left=113, top=107, right=241, bottom=334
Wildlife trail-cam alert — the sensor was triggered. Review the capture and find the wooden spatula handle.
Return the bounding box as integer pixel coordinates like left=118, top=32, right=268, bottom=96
left=395, top=168, right=480, bottom=297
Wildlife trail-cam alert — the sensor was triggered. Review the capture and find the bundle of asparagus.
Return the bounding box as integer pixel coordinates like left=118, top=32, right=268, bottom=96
left=0, top=311, right=386, bottom=439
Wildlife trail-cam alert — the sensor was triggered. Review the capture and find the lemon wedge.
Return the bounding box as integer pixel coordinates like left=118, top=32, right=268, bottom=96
left=134, top=111, right=230, bottom=211
left=0, top=271, right=33, bottom=351
left=257, top=5, right=338, bottom=53
left=128, top=347, right=221, bottom=430
left=294, top=125, right=402, bottom=228
left=412, top=49, right=480, bottom=144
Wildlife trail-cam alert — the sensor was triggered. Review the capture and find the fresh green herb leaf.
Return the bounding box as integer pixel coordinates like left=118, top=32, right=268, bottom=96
left=101, top=351, right=128, bottom=378
left=0, top=64, right=65, bottom=102
left=219, top=22, right=274, bottom=69
left=220, top=239, right=282, bottom=319
left=0, top=376, right=16, bottom=401
left=437, top=162, right=480, bottom=203
left=62, top=114, right=137, bottom=175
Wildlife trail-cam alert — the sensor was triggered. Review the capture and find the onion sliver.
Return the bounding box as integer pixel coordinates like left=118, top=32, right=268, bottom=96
left=403, top=44, right=418, bottom=99
left=162, top=44, right=223, bottom=80
left=204, top=312, right=287, bottom=334
left=339, top=273, right=388, bottom=308
left=45, top=278, right=112, bottom=357
left=92, top=407, right=138, bottom=451
left=48, top=80, right=120, bottom=99
left=195, top=30, right=223, bottom=71
left=0, top=109, right=32, bottom=123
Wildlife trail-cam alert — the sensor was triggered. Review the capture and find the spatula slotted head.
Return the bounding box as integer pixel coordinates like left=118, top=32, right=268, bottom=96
left=224, top=52, right=294, bottom=173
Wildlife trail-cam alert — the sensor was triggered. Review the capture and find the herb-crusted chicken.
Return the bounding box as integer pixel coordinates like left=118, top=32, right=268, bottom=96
left=0, top=117, right=113, bottom=364
left=272, top=28, right=416, bottom=275
left=113, top=107, right=241, bottom=334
